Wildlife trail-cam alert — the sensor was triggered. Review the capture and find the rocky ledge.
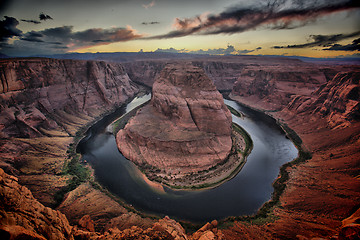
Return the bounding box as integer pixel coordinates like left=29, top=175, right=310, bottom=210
left=116, top=63, right=233, bottom=185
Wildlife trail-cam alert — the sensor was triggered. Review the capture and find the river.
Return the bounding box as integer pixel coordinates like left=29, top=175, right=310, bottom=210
left=77, top=94, right=298, bottom=222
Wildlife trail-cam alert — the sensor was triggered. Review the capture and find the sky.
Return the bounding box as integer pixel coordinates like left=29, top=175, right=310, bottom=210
left=0, top=0, right=359, bottom=57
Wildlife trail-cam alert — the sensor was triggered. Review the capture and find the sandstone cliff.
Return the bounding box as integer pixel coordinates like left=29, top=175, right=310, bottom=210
left=117, top=63, right=232, bottom=180
left=0, top=58, right=138, bottom=138
left=229, top=66, right=360, bottom=239
left=0, top=168, right=73, bottom=240
left=0, top=167, right=219, bottom=240
left=231, top=65, right=327, bottom=111
left=0, top=58, right=139, bottom=207
left=123, top=55, right=309, bottom=91
left=288, top=71, right=360, bottom=128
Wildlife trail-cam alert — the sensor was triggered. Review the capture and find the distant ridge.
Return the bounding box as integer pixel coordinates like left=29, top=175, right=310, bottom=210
left=4, top=51, right=360, bottom=65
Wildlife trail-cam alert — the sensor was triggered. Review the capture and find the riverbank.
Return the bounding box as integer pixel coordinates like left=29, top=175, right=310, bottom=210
left=221, top=93, right=360, bottom=239
left=148, top=122, right=253, bottom=190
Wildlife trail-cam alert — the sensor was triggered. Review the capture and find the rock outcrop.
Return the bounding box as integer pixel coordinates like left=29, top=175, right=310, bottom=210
left=0, top=168, right=73, bottom=240
left=288, top=71, right=360, bottom=128
left=117, top=63, right=232, bottom=179
left=0, top=58, right=138, bottom=138
left=231, top=65, right=327, bottom=111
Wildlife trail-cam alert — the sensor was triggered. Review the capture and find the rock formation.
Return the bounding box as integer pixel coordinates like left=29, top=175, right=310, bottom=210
left=0, top=168, right=73, bottom=240
left=229, top=66, right=360, bottom=239
left=288, top=71, right=360, bottom=128
left=0, top=58, right=139, bottom=207
left=117, top=63, right=232, bottom=179
left=0, top=58, right=138, bottom=138
left=231, top=65, right=327, bottom=110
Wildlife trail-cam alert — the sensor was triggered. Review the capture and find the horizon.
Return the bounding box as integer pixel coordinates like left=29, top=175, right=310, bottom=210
left=1, top=0, right=359, bottom=58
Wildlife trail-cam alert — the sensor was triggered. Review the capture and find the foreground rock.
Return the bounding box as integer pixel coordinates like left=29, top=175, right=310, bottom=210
left=117, top=63, right=232, bottom=183
left=0, top=168, right=73, bottom=240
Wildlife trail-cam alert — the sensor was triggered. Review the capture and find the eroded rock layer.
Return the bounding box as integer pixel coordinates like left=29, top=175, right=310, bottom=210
left=117, top=63, right=232, bottom=176
left=0, top=58, right=139, bottom=207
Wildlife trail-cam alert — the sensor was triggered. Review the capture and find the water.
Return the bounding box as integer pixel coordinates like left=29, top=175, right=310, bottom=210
left=78, top=95, right=298, bottom=222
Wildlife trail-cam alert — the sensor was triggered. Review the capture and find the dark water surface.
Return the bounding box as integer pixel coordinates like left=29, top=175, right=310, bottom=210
left=77, top=95, right=298, bottom=222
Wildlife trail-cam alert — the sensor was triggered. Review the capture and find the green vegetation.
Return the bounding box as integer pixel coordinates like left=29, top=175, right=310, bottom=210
left=227, top=105, right=243, bottom=118
left=232, top=123, right=252, bottom=156
left=53, top=154, right=90, bottom=207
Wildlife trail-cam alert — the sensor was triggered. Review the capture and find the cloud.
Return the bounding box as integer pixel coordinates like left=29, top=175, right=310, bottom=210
left=190, top=45, right=237, bottom=55
left=39, top=13, right=53, bottom=21
left=0, top=16, right=22, bottom=42
left=142, top=21, right=160, bottom=25
left=153, top=45, right=258, bottom=55
left=21, top=19, right=41, bottom=24
left=1, top=24, right=143, bottom=56
left=21, top=31, right=44, bottom=42
left=142, top=1, right=155, bottom=9
left=272, top=31, right=360, bottom=49
left=21, top=12, right=54, bottom=24
left=323, top=38, right=360, bottom=51
left=154, top=47, right=182, bottom=53
left=146, top=0, right=360, bottom=40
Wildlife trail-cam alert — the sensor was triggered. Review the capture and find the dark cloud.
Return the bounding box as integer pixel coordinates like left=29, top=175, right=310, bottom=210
left=1, top=24, right=143, bottom=56
left=39, top=13, right=53, bottom=21
left=146, top=0, right=360, bottom=39
left=21, top=31, right=44, bottom=42
left=142, top=21, right=160, bottom=25
left=29, top=25, right=143, bottom=47
left=0, top=16, right=22, bottom=42
left=323, top=38, right=360, bottom=51
left=21, top=19, right=41, bottom=24
left=256, top=47, right=262, bottom=50
left=272, top=31, right=360, bottom=49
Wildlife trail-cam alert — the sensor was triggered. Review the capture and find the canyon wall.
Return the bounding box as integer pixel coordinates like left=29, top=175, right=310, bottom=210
left=0, top=58, right=144, bottom=228
left=229, top=67, right=360, bottom=239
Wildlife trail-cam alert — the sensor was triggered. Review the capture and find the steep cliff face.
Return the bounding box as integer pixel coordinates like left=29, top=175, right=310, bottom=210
left=229, top=65, right=360, bottom=239
left=0, top=58, right=139, bottom=207
left=123, top=59, right=246, bottom=91
left=117, top=63, right=232, bottom=179
left=0, top=58, right=138, bottom=138
left=287, top=71, right=360, bottom=128
left=231, top=65, right=327, bottom=110
left=0, top=168, right=73, bottom=240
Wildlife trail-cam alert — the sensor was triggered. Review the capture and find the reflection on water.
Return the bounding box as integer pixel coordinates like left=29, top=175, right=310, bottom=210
left=78, top=95, right=298, bottom=222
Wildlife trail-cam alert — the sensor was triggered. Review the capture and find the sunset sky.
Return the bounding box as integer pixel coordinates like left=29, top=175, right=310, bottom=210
left=1, top=0, right=359, bottom=57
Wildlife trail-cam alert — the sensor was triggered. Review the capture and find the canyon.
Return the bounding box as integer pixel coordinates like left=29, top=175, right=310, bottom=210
left=0, top=55, right=359, bottom=239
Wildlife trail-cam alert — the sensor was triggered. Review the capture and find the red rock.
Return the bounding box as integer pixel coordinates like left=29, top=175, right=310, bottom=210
left=0, top=58, right=139, bottom=138
left=78, top=215, right=95, bottom=232
left=117, top=63, right=232, bottom=177
left=0, top=168, right=74, bottom=240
